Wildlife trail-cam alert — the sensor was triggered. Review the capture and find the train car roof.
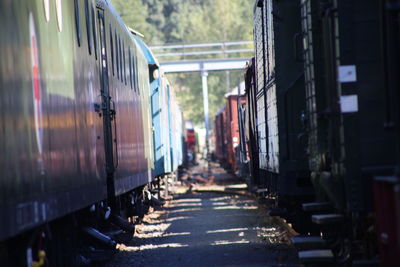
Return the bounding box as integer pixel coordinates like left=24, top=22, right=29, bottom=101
left=185, top=120, right=195, bottom=130
left=225, top=81, right=245, bottom=97
left=132, top=35, right=160, bottom=67
left=97, top=0, right=122, bottom=24
left=98, top=0, right=146, bottom=52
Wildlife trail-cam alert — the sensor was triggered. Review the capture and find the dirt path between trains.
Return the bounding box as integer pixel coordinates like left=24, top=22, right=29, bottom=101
left=105, top=163, right=299, bottom=267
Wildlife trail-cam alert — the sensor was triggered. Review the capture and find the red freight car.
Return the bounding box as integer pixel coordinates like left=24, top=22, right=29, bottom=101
left=185, top=120, right=197, bottom=165
left=213, top=83, right=246, bottom=173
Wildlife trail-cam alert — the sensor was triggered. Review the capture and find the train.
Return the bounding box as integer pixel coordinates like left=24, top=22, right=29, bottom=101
left=236, top=0, right=400, bottom=266
left=0, top=0, right=185, bottom=266
left=184, top=120, right=197, bottom=166
left=213, top=83, right=246, bottom=175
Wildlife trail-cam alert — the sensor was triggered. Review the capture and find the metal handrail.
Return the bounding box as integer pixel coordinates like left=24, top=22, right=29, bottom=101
left=150, top=40, right=253, bottom=50
left=154, top=48, right=253, bottom=58
left=149, top=41, right=253, bottom=61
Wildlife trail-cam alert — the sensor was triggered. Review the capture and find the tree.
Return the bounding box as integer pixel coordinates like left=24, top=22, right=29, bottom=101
left=110, top=0, right=254, bottom=126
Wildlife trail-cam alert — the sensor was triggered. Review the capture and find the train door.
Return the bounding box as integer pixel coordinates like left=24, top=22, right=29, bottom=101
left=150, top=69, right=162, bottom=175
left=167, top=84, right=174, bottom=170
left=96, top=7, right=117, bottom=204
left=245, top=59, right=260, bottom=186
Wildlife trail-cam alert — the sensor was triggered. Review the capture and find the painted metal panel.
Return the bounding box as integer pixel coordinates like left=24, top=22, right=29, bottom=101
left=0, top=0, right=107, bottom=241
left=252, top=0, right=312, bottom=197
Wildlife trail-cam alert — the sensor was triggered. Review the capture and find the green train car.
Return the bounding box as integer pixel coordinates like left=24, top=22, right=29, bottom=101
left=0, top=0, right=177, bottom=265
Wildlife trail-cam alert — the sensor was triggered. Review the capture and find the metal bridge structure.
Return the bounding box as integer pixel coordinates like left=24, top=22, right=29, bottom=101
left=150, top=41, right=253, bottom=157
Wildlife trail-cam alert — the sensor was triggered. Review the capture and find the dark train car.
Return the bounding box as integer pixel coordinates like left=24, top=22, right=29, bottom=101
left=248, top=0, right=400, bottom=264
left=244, top=58, right=261, bottom=188
left=0, top=0, right=160, bottom=265
left=237, top=92, right=249, bottom=178
left=249, top=0, right=400, bottom=264
left=373, top=2, right=400, bottom=264
left=297, top=0, right=399, bottom=264
left=300, top=0, right=396, bottom=213
left=252, top=0, right=313, bottom=216
left=214, top=107, right=227, bottom=164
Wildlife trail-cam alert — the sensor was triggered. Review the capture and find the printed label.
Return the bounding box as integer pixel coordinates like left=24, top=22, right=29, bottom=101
left=340, top=95, right=358, bottom=113
left=338, top=65, right=357, bottom=83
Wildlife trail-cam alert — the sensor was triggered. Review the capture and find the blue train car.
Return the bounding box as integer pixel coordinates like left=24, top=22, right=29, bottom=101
left=133, top=35, right=187, bottom=177
left=168, top=86, right=184, bottom=171
left=134, top=37, right=180, bottom=177
left=163, top=79, right=184, bottom=172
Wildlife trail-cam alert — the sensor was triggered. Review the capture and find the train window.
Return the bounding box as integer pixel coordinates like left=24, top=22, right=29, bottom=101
left=91, top=5, right=98, bottom=60
left=119, top=37, right=123, bottom=83
left=123, top=42, right=127, bottom=85
left=131, top=53, right=136, bottom=92
left=55, top=0, right=63, bottom=32
left=129, top=47, right=132, bottom=89
left=115, top=31, right=119, bottom=79
left=135, top=55, right=139, bottom=94
left=74, top=0, right=81, bottom=46
left=109, top=25, right=114, bottom=76
left=43, top=0, right=50, bottom=22
left=84, top=0, right=91, bottom=55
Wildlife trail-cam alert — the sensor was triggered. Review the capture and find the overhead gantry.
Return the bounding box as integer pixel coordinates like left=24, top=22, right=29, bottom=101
left=150, top=41, right=252, bottom=159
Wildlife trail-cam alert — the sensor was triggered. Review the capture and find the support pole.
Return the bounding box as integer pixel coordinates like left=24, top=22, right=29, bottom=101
left=201, top=70, right=210, bottom=174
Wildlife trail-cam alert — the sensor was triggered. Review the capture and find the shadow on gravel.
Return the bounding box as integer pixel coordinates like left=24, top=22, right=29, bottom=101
left=105, top=162, right=300, bottom=267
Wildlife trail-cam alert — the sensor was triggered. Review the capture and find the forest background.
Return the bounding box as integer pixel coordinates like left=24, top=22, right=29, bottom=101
left=110, top=0, right=254, bottom=126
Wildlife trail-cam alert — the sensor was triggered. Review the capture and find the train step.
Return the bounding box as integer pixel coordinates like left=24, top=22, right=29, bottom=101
left=291, top=236, right=326, bottom=250
left=298, top=249, right=334, bottom=264
left=311, top=214, right=344, bottom=225
left=352, top=259, right=379, bottom=266
left=302, top=202, right=332, bottom=212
